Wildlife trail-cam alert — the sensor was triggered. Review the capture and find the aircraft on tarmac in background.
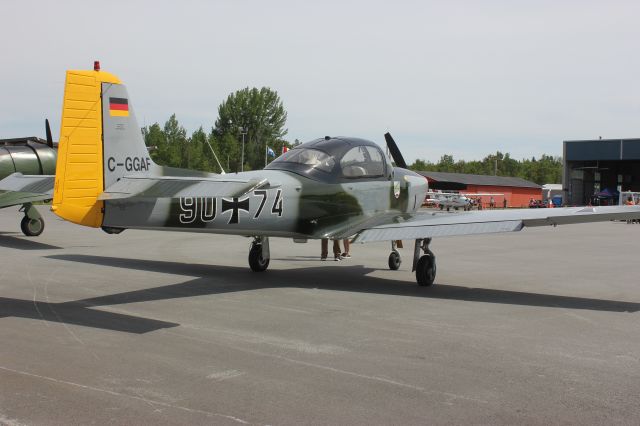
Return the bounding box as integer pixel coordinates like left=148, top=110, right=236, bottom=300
left=9, top=63, right=640, bottom=287
left=427, top=191, right=504, bottom=211
left=0, top=119, right=178, bottom=236
left=0, top=121, right=57, bottom=236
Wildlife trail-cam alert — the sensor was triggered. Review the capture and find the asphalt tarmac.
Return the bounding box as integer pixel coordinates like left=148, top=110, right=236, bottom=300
left=0, top=208, right=639, bottom=425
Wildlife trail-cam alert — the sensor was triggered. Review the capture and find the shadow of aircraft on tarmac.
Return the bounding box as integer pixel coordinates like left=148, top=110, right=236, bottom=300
left=49, top=254, right=640, bottom=314
left=2, top=253, right=637, bottom=335
left=0, top=233, right=62, bottom=250
left=0, top=296, right=179, bottom=333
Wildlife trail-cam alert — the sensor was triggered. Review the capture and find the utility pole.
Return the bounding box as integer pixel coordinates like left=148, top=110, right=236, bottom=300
left=240, top=127, right=247, bottom=172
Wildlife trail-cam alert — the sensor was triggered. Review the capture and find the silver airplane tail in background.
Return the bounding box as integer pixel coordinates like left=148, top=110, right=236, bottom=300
left=52, top=62, right=160, bottom=227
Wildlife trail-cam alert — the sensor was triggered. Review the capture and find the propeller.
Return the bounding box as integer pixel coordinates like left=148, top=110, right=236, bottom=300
left=45, top=119, right=54, bottom=148
left=384, top=132, right=407, bottom=169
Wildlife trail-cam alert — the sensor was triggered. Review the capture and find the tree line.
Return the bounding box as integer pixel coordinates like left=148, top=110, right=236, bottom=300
left=142, top=86, right=562, bottom=184
left=408, top=152, right=562, bottom=185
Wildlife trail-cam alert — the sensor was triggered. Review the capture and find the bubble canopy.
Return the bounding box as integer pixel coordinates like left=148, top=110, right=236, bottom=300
left=266, top=137, right=392, bottom=183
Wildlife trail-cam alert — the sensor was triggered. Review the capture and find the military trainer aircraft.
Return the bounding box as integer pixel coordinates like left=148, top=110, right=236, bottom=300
left=19, top=64, right=639, bottom=287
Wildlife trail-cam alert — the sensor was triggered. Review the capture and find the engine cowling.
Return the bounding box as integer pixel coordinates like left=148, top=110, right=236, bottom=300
left=0, top=139, right=57, bottom=179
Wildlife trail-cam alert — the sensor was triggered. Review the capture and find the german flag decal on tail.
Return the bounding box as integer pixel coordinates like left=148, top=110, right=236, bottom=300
left=109, top=97, right=129, bottom=117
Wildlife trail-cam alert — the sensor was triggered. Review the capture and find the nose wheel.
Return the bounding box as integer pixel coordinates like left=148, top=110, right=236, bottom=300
left=248, top=236, right=270, bottom=272
left=413, top=238, right=436, bottom=286
left=388, top=240, right=402, bottom=270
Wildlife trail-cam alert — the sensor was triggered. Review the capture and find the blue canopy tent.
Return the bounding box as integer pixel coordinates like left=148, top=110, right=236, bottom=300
left=592, top=188, right=620, bottom=205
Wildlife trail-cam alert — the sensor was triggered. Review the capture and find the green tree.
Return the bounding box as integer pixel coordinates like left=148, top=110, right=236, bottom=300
left=214, top=87, right=288, bottom=170
left=143, top=123, right=167, bottom=165
left=209, top=131, right=241, bottom=173
left=409, top=159, right=429, bottom=171
left=188, top=127, right=207, bottom=171
left=437, top=154, right=456, bottom=172
left=163, top=114, right=188, bottom=168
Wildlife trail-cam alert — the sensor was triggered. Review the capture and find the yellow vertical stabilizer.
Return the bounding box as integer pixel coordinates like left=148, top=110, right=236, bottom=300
left=51, top=69, right=121, bottom=227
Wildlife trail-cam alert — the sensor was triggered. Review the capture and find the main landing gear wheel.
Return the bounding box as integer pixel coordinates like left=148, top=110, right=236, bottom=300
left=388, top=250, right=401, bottom=270
left=416, top=255, right=436, bottom=286
left=248, top=237, right=270, bottom=272
left=388, top=240, right=402, bottom=270
left=19, top=203, right=44, bottom=237
left=412, top=238, right=436, bottom=286
left=20, top=216, right=44, bottom=237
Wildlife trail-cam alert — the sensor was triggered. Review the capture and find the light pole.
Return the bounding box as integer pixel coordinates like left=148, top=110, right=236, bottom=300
left=240, top=127, right=247, bottom=172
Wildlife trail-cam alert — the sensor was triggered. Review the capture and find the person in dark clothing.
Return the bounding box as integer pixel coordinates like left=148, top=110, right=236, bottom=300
left=321, top=238, right=343, bottom=261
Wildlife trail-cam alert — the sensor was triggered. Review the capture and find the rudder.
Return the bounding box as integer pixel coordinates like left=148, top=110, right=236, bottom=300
left=52, top=65, right=157, bottom=227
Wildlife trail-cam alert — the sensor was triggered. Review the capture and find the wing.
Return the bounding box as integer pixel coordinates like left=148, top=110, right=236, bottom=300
left=352, top=206, right=640, bottom=243
left=0, top=173, right=54, bottom=208
left=98, top=175, right=273, bottom=200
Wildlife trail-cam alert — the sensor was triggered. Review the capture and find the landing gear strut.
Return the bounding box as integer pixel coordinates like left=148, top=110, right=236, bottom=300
left=248, top=236, right=270, bottom=272
left=413, top=238, right=436, bottom=286
left=388, top=240, right=401, bottom=270
left=19, top=203, right=44, bottom=237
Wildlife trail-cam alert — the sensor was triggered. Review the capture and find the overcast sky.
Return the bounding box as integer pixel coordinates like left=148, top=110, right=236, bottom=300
left=1, top=0, right=639, bottom=162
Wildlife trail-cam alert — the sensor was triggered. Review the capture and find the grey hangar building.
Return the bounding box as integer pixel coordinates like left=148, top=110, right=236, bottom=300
left=563, top=138, right=640, bottom=205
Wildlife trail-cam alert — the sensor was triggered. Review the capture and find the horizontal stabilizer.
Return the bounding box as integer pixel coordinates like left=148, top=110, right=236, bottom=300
left=98, top=176, right=275, bottom=201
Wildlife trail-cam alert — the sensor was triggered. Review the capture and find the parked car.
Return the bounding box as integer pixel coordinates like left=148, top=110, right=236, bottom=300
left=529, top=199, right=547, bottom=208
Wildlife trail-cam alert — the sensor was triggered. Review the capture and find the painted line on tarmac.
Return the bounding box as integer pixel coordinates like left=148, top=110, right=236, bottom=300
left=0, top=365, right=253, bottom=425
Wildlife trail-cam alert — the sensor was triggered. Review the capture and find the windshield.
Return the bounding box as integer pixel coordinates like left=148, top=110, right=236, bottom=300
left=272, top=148, right=335, bottom=173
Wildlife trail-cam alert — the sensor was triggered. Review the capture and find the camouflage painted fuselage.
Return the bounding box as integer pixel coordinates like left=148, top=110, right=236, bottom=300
left=102, top=167, right=428, bottom=239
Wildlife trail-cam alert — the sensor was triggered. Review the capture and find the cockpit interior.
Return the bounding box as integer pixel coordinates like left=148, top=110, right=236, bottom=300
left=265, top=136, right=393, bottom=183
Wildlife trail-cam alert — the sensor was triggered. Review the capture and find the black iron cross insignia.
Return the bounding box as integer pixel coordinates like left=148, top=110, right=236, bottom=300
left=221, top=197, right=250, bottom=224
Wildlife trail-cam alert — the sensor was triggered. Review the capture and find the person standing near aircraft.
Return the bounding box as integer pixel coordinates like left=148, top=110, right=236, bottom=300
left=341, top=239, right=351, bottom=258
left=321, top=238, right=343, bottom=261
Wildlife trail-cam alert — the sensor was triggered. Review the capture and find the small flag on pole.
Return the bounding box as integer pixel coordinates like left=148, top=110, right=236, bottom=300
left=267, top=146, right=275, bottom=157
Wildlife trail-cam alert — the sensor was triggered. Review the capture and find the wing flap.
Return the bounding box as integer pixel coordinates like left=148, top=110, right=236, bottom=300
left=355, top=220, right=523, bottom=242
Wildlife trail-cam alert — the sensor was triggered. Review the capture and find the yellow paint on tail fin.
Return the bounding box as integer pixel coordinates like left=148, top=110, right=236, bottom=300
left=51, top=69, right=121, bottom=227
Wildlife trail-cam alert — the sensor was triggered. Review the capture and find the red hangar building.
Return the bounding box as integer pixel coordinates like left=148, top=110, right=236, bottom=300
left=416, top=171, right=542, bottom=208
